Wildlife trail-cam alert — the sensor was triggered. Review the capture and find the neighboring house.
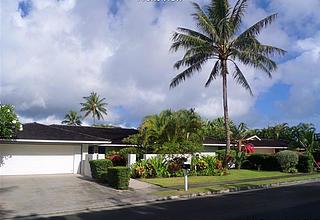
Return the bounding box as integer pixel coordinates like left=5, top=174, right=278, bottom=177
left=0, top=123, right=136, bottom=176
left=203, top=135, right=288, bottom=154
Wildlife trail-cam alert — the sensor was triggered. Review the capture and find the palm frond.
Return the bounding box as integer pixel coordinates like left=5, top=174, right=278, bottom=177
left=170, top=59, right=207, bottom=88
left=230, top=0, right=248, bottom=33
left=238, top=13, right=277, bottom=38
left=205, top=60, right=221, bottom=87
left=191, top=2, right=220, bottom=42
left=170, top=32, right=212, bottom=52
left=229, top=60, right=253, bottom=95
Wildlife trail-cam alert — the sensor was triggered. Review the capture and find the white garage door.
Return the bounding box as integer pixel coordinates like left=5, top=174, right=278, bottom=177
left=0, top=144, right=81, bottom=175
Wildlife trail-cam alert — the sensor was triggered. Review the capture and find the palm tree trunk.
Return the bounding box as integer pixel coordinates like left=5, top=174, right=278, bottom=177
left=222, top=59, right=231, bottom=168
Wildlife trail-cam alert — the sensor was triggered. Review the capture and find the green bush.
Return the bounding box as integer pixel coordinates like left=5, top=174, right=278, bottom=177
left=276, top=150, right=299, bottom=173
left=148, top=156, right=170, bottom=177
left=89, top=159, right=113, bottom=180
left=242, top=154, right=280, bottom=171
left=119, top=147, right=138, bottom=162
left=191, top=156, right=223, bottom=176
left=297, top=154, right=314, bottom=173
left=107, top=167, right=130, bottom=190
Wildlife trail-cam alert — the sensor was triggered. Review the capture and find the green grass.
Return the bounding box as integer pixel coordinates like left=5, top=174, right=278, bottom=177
left=142, top=170, right=292, bottom=187
left=151, top=172, right=320, bottom=197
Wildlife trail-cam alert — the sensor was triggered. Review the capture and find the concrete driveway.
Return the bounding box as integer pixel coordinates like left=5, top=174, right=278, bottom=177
left=0, top=174, right=158, bottom=219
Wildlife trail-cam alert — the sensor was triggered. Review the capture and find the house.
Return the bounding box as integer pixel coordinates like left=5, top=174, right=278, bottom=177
left=0, top=123, right=137, bottom=176
left=203, top=135, right=289, bottom=154
left=1, top=123, right=288, bottom=176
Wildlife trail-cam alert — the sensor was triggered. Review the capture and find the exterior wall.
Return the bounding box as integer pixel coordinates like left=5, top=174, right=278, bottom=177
left=0, top=143, right=82, bottom=175
left=254, top=148, right=276, bottom=154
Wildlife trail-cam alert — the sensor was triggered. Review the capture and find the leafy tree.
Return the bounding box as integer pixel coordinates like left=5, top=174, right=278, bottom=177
left=61, top=111, right=82, bottom=126
left=124, top=109, right=203, bottom=154
left=290, top=123, right=319, bottom=153
left=169, top=0, right=285, bottom=166
left=0, top=104, right=22, bottom=139
left=256, top=123, right=291, bottom=140
left=80, top=92, right=108, bottom=125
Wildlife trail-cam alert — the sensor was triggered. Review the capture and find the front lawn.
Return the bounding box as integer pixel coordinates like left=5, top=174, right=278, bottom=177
left=142, top=169, right=293, bottom=187
left=140, top=169, right=320, bottom=197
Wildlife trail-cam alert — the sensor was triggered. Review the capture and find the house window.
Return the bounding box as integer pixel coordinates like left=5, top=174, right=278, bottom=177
left=98, top=146, right=106, bottom=154
left=88, top=146, right=95, bottom=154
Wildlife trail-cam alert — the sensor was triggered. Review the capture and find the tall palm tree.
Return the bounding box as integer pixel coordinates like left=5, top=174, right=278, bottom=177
left=169, top=0, right=286, bottom=166
left=80, top=92, right=107, bottom=125
left=61, top=111, right=82, bottom=126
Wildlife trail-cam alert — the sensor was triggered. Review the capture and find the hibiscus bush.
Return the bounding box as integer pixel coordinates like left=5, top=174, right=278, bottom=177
left=0, top=104, right=22, bottom=139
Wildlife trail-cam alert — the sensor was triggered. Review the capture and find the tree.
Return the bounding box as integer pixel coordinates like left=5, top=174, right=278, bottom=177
left=61, top=111, right=82, bottom=126
left=80, top=92, right=108, bottom=125
left=124, top=109, right=203, bottom=154
left=0, top=104, right=22, bottom=139
left=169, top=0, right=285, bottom=166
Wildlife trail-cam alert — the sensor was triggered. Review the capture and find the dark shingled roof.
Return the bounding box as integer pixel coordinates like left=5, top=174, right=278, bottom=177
left=15, top=123, right=108, bottom=141
left=203, top=137, right=236, bottom=145
left=50, top=124, right=138, bottom=144
left=247, top=139, right=289, bottom=148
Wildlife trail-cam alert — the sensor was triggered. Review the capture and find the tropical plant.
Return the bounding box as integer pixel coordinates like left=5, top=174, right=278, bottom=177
left=0, top=104, right=22, bottom=139
left=80, top=92, right=108, bottom=125
left=61, top=110, right=82, bottom=126
left=125, top=109, right=203, bottom=154
left=169, top=0, right=286, bottom=166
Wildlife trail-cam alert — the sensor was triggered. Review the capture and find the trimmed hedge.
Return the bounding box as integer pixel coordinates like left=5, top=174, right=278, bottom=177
left=276, top=150, right=299, bottom=173
left=242, top=154, right=280, bottom=171
left=107, top=167, right=130, bottom=190
left=89, top=159, right=113, bottom=180
left=297, top=154, right=314, bottom=173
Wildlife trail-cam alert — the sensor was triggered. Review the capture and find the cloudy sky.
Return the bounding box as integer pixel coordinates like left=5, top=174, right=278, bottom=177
left=1, top=0, right=319, bottom=129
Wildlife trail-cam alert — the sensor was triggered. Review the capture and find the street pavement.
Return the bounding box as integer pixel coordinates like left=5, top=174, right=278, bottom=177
left=33, top=182, right=320, bottom=220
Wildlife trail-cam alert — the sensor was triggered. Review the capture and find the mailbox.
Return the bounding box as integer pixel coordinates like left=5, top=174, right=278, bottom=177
left=182, top=163, right=191, bottom=170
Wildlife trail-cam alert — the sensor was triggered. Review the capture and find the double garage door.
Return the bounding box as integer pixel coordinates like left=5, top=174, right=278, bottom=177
left=0, top=144, right=81, bottom=175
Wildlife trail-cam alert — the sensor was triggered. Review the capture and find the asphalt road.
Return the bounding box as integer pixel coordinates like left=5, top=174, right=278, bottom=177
left=36, top=182, right=320, bottom=220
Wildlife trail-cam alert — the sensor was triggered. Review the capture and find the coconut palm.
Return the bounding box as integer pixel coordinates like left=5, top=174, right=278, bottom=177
left=80, top=92, right=107, bottom=125
left=169, top=0, right=286, bottom=166
left=61, top=111, right=82, bottom=126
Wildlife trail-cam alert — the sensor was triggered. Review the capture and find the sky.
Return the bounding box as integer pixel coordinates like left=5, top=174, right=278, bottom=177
left=0, top=0, right=319, bottom=130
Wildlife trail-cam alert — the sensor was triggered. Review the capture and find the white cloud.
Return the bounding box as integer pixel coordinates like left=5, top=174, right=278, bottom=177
left=1, top=0, right=319, bottom=129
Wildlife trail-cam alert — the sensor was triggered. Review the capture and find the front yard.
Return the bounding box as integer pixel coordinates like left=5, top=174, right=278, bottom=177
left=141, top=169, right=320, bottom=197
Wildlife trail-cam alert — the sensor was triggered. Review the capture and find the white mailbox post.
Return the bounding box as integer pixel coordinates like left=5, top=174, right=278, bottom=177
left=182, top=163, right=191, bottom=191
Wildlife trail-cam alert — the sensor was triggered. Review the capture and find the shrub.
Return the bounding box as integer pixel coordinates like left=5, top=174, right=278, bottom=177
left=276, top=150, right=299, bottom=173
left=107, top=151, right=126, bottom=166
left=191, top=156, right=225, bottom=176
left=242, top=154, right=280, bottom=171
left=89, top=159, right=113, bottom=180
left=119, top=147, right=138, bottom=162
left=107, top=167, right=130, bottom=190
left=297, top=154, right=314, bottom=173
left=216, top=149, right=236, bottom=168
left=167, top=157, right=187, bottom=177
left=147, top=156, right=170, bottom=178
left=131, top=160, right=148, bottom=178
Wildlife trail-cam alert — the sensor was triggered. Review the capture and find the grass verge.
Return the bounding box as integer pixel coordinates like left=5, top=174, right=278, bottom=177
left=152, top=172, right=320, bottom=197
left=142, top=170, right=292, bottom=187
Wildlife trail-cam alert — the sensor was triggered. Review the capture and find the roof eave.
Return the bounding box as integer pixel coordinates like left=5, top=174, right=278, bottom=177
left=0, top=139, right=112, bottom=144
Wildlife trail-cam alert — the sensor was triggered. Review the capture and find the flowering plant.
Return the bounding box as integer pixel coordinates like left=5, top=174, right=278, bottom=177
left=243, top=143, right=255, bottom=153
